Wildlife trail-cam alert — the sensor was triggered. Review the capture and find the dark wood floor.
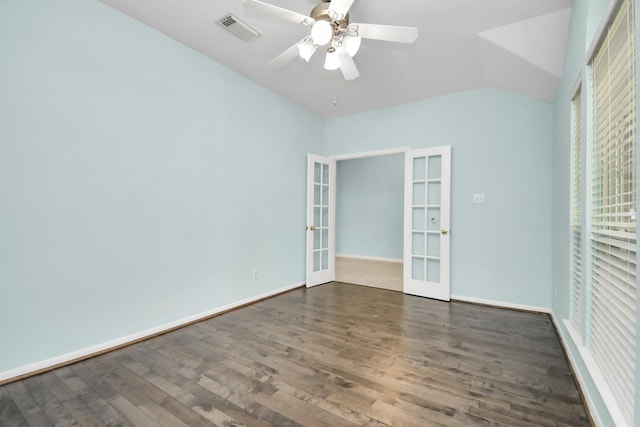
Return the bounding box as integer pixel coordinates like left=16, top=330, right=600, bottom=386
left=0, top=282, right=590, bottom=427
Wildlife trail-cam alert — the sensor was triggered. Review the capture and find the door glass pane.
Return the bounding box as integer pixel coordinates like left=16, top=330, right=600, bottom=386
left=314, top=184, right=321, bottom=205
left=412, top=208, right=425, bottom=230
left=427, top=208, right=440, bottom=231
left=427, top=182, right=441, bottom=205
left=322, top=164, right=329, bottom=184
left=322, top=184, right=329, bottom=206
left=322, top=228, right=329, bottom=250
left=313, top=251, right=320, bottom=272
left=413, top=183, right=425, bottom=205
left=413, top=157, right=426, bottom=180
left=427, top=259, right=440, bottom=282
left=321, top=250, right=329, bottom=270
left=322, top=207, right=329, bottom=227
left=427, top=233, right=440, bottom=257
left=314, top=207, right=321, bottom=227
left=412, top=232, right=425, bottom=256
left=313, top=229, right=321, bottom=250
left=428, top=155, right=442, bottom=179
left=314, top=162, right=322, bottom=184
left=412, top=257, right=425, bottom=280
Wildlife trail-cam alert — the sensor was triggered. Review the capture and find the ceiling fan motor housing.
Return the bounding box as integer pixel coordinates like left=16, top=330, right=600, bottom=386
left=310, top=1, right=349, bottom=28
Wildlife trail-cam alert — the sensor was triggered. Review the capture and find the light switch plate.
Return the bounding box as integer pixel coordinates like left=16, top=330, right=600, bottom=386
left=473, top=193, right=485, bottom=204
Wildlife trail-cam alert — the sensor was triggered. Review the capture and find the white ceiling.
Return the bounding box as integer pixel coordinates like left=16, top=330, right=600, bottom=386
left=100, top=0, right=573, bottom=118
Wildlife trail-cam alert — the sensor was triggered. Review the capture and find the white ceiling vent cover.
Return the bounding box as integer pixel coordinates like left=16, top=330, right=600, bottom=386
left=217, top=13, right=261, bottom=42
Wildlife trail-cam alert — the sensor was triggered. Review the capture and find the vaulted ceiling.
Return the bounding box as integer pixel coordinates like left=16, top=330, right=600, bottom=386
left=100, top=0, right=573, bottom=118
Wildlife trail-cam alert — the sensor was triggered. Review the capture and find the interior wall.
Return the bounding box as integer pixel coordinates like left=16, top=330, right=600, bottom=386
left=335, top=155, right=404, bottom=260
left=0, top=0, right=323, bottom=374
left=325, top=89, right=554, bottom=309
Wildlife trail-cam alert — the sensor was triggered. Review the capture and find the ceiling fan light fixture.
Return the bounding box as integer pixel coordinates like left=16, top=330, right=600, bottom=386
left=246, top=0, right=419, bottom=81
left=311, top=20, right=333, bottom=46
left=297, top=38, right=317, bottom=62
left=343, top=35, right=361, bottom=57
left=324, top=47, right=341, bottom=70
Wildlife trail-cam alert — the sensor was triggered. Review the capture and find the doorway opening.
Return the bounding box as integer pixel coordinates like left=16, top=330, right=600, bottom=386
left=306, top=146, right=451, bottom=301
left=333, top=148, right=408, bottom=292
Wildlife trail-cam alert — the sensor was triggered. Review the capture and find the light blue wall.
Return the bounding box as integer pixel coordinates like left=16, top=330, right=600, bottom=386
left=325, top=89, right=554, bottom=308
left=587, top=0, right=609, bottom=49
left=551, top=0, right=639, bottom=426
left=336, top=155, right=404, bottom=259
left=0, top=0, right=323, bottom=373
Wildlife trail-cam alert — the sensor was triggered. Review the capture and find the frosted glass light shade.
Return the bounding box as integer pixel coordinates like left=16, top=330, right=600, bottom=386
left=311, top=20, right=333, bottom=46
left=297, top=39, right=317, bottom=62
left=324, top=50, right=340, bottom=70
left=343, top=36, right=361, bottom=57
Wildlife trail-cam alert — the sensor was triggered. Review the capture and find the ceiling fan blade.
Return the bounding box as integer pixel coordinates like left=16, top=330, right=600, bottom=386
left=269, top=39, right=306, bottom=68
left=336, top=46, right=360, bottom=80
left=242, top=0, right=314, bottom=26
left=328, top=0, right=356, bottom=19
left=349, top=23, right=418, bottom=43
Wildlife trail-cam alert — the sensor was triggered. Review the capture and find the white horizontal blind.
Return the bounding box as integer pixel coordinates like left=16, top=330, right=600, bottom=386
left=590, top=0, right=636, bottom=424
left=570, top=87, right=583, bottom=335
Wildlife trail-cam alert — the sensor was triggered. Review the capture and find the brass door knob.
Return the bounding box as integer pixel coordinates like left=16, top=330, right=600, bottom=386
left=307, top=225, right=316, bottom=231
left=441, top=228, right=448, bottom=235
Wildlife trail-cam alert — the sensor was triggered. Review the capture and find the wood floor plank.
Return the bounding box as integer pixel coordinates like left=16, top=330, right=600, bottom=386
left=138, top=401, right=189, bottom=427
left=0, top=282, right=591, bottom=426
left=195, top=370, right=298, bottom=427
left=109, top=396, right=159, bottom=427
left=4, top=382, right=53, bottom=427
left=21, top=376, right=77, bottom=427
left=39, top=370, right=107, bottom=427
left=0, top=387, right=29, bottom=427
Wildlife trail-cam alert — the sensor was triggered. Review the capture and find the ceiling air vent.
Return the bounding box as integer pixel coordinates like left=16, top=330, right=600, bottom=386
left=216, top=13, right=261, bottom=42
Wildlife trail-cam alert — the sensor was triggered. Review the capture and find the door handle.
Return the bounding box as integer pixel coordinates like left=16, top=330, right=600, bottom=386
left=307, top=225, right=316, bottom=231
left=441, top=228, right=448, bottom=235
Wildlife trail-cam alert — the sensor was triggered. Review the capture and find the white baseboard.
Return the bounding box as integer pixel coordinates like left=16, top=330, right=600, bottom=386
left=0, top=281, right=304, bottom=385
left=336, top=253, right=403, bottom=263
left=450, top=294, right=551, bottom=314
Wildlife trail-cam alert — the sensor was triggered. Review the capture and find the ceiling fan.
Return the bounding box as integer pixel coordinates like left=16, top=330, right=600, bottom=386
left=242, top=0, right=419, bottom=80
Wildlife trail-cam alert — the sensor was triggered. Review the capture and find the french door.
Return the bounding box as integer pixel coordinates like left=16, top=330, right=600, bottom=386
left=305, top=154, right=336, bottom=287
left=403, top=146, right=451, bottom=301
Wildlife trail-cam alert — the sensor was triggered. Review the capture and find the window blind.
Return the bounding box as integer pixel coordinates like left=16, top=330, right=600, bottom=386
left=570, top=87, right=583, bottom=335
left=590, top=0, right=636, bottom=424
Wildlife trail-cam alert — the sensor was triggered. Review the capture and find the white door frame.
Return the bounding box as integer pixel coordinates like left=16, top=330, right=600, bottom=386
left=305, top=147, right=410, bottom=288
left=329, top=147, right=411, bottom=161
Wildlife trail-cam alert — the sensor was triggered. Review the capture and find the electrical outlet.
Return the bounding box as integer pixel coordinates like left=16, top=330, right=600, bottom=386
left=252, top=269, right=259, bottom=280
left=473, top=193, right=485, bottom=204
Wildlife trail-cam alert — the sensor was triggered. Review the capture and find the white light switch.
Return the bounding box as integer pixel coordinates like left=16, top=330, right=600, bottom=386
left=473, top=193, right=485, bottom=204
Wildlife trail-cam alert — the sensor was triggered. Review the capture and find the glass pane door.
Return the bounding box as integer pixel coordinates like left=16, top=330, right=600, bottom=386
left=306, top=154, right=336, bottom=287
left=404, top=147, right=451, bottom=301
